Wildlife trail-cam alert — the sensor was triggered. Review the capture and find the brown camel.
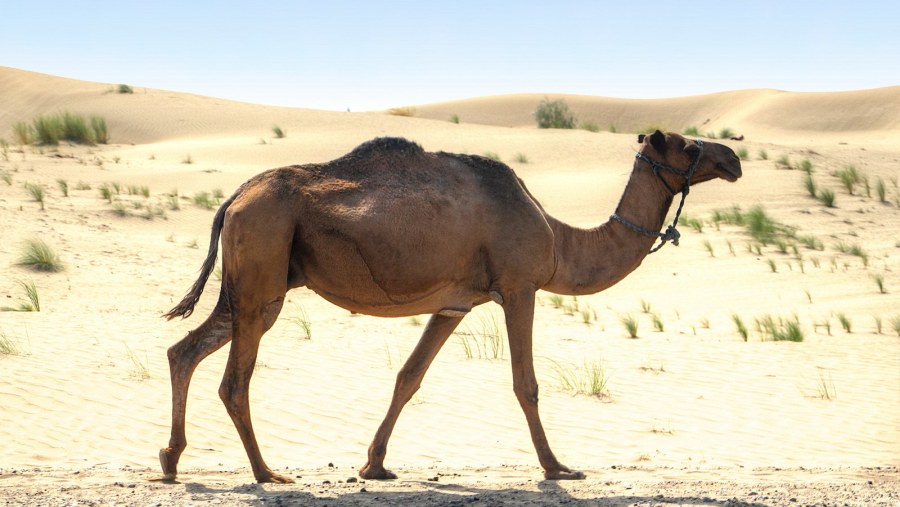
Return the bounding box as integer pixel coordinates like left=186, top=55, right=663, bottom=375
left=159, top=130, right=741, bottom=483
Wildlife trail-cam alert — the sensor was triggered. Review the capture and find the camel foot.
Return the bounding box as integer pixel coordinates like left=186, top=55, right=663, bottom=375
left=255, top=469, right=295, bottom=484
left=359, top=464, right=397, bottom=480
left=544, top=467, right=586, bottom=480
left=158, top=448, right=179, bottom=482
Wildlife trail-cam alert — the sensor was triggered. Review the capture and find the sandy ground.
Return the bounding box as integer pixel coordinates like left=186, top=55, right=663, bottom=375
left=0, top=67, right=898, bottom=505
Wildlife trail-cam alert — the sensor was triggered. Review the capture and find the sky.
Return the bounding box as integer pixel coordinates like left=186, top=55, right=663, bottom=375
left=2, top=1, right=898, bottom=111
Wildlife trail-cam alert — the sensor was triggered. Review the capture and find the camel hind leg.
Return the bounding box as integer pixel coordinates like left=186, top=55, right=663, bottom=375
left=159, top=294, right=233, bottom=481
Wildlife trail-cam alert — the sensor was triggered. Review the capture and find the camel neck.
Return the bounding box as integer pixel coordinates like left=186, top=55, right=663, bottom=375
left=542, top=161, right=674, bottom=295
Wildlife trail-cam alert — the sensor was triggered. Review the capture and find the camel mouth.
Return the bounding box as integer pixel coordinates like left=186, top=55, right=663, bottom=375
left=717, top=163, right=742, bottom=182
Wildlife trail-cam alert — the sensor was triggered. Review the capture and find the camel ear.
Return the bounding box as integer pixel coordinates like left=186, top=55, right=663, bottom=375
left=649, top=130, right=666, bottom=153
left=637, top=134, right=646, bottom=143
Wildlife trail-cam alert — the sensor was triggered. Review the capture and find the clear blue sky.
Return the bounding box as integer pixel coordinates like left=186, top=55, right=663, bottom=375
left=3, top=1, right=898, bottom=111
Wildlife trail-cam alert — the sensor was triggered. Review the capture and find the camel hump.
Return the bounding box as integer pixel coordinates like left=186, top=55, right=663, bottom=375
left=347, top=137, right=424, bottom=158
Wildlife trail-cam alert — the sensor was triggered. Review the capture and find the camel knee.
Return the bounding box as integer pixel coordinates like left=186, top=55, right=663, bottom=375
left=262, top=297, right=284, bottom=332
left=394, top=368, right=424, bottom=399
left=513, top=382, right=540, bottom=405
left=218, top=376, right=247, bottom=414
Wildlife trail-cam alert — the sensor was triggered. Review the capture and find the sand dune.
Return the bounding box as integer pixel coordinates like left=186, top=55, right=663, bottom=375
left=0, top=67, right=898, bottom=505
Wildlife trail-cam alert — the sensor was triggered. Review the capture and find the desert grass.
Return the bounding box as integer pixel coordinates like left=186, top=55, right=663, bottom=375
left=579, top=120, right=600, bottom=133
left=837, top=313, right=852, bottom=333
left=456, top=311, right=504, bottom=360
left=125, top=345, right=151, bottom=380
left=56, top=178, right=69, bottom=197
left=182, top=154, right=193, bottom=164
left=17, top=239, right=63, bottom=272
left=621, top=314, right=639, bottom=338
left=736, top=147, right=749, bottom=160
left=272, top=125, right=285, bottom=138
left=702, top=239, right=714, bottom=257
left=874, top=316, right=883, bottom=335
left=117, top=84, right=134, bottom=94
left=651, top=313, right=664, bottom=332
left=483, top=151, right=501, bottom=161
left=13, top=122, right=32, bottom=145
left=817, top=188, right=836, bottom=207
left=0, top=330, right=21, bottom=355
left=98, top=183, right=114, bottom=203
left=513, top=153, right=529, bottom=163
left=775, top=154, right=791, bottom=169
left=682, top=126, right=700, bottom=136
left=1, top=170, right=11, bottom=186
left=167, top=194, right=181, bottom=210
left=812, top=372, right=837, bottom=400
left=534, top=98, right=576, bottom=129
left=91, top=116, right=109, bottom=144
left=717, top=127, right=734, bottom=139
left=193, top=191, right=217, bottom=209
left=449, top=114, right=460, bottom=124
left=766, top=258, right=778, bottom=273
left=548, top=294, right=565, bottom=309
left=549, top=359, right=609, bottom=398
left=803, top=173, right=817, bottom=197
left=891, top=315, right=900, bottom=336
left=732, top=314, right=749, bottom=341
left=1, top=280, right=41, bottom=312
left=290, top=306, right=313, bottom=340
left=872, top=274, right=886, bottom=294
left=755, top=314, right=804, bottom=342
left=639, top=299, right=652, bottom=314
left=24, top=182, right=45, bottom=210
left=875, top=177, right=887, bottom=203
left=837, top=165, right=861, bottom=195
left=757, top=149, right=768, bottom=160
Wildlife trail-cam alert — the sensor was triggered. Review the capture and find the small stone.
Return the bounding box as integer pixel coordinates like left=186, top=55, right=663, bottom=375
left=359, top=487, right=367, bottom=493
left=346, top=477, right=358, bottom=483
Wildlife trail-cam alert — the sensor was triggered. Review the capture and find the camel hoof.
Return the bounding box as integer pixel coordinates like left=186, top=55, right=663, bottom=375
left=359, top=465, right=397, bottom=480
left=545, top=468, right=586, bottom=480
left=256, top=470, right=295, bottom=484
left=158, top=448, right=178, bottom=481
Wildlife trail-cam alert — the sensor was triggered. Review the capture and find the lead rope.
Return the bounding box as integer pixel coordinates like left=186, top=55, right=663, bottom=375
left=610, top=139, right=704, bottom=254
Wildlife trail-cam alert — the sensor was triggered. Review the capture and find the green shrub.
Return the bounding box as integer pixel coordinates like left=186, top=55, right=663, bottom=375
left=718, top=127, right=735, bottom=139
left=837, top=165, right=860, bottom=194
left=16, top=238, right=63, bottom=272
left=803, top=173, right=817, bottom=197
left=817, top=188, right=836, bottom=207
left=757, top=149, right=768, bottom=160
left=272, top=125, right=285, bottom=138
left=90, top=116, right=109, bottom=144
left=875, top=177, right=887, bottom=203
left=682, top=126, right=700, bottom=136
left=117, top=84, right=134, bottom=94
left=33, top=114, right=63, bottom=145
left=13, top=122, right=32, bottom=145
left=534, top=98, right=576, bottom=129
left=579, top=120, right=600, bottom=133
left=736, top=148, right=748, bottom=160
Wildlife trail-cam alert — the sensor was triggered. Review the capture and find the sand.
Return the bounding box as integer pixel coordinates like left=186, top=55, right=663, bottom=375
left=0, top=66, right=898, bottom=505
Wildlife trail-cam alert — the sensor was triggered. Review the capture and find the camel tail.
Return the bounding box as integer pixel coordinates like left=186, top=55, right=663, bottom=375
left=163, top=190, right=240, bottom=320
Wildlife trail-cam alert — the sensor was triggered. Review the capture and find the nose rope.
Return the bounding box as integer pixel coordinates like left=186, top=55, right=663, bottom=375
left=609, top=139, right=704, bottom=254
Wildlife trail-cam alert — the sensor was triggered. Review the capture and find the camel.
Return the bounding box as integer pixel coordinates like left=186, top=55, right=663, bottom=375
left=159, top=130, right=741, bottom=483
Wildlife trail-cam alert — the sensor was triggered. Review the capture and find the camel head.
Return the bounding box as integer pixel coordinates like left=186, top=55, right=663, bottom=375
left=636, top=130, right=742, bottom=189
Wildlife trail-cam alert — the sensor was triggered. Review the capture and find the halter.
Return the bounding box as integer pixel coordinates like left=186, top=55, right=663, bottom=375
left=610, top=139, right=704, bottom=254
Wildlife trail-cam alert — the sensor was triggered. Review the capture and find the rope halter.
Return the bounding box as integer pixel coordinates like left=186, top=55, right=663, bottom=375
left=610, top=139, right=704, bottom=254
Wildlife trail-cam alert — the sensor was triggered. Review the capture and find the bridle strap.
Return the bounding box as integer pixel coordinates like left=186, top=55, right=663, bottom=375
left=610, top=139, right=704, bottom=254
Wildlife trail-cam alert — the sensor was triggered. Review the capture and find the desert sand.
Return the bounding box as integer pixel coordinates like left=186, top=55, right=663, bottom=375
left=0, top=66, right=898, bottom=505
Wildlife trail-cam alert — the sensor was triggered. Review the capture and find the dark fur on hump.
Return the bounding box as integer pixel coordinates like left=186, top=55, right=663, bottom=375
left=347, top=137, right=425, bottom=158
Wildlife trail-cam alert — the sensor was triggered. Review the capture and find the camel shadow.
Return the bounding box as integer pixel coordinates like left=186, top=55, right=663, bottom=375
left=179, top=479, right=770, bottom=506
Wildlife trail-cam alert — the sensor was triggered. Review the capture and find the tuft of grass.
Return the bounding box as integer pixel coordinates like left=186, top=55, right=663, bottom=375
left=16, top=238, right=63, bottom=272
left=579, top=120, right=600, bottom=133
left=117, top=84, right=134, bottom=94
left=755, top=314, right=804, bottom=342
left=798, top=159, right=813, bottom=173
left=775, top=154, right=791, bottom=169
left=182, top=154, right=193, bottom=164
left=736, top=147, right=748, bottom=161
left=456, top=311, right=505, bottom=360
left=891, top=315, right=900, bottom=337
left=702, top=239, right=714, bottom=257
left=640, top=300, right=652, bottom=314
left=98, top=183, right=114, bottom=203
left=13, top=121, right=32, bottom=145
left=548, top=294, right=565, bottom=309
left=837, top=165, right=860, bottom=195
left=757, top=149, right=768, bottom=160
left=814, top=372, right=837, bottom=400
left=513, top=153, right=529, bottom=164
left=193, top=191, right=216, bottom=209
left=732, top=315, right=749, bottom=341
left=875, top=177, right=887, bottom=203
left=24, top=182, right=45, bottom=210
left=803, top=173, right=817, bottom=197
left=90, top=116, right=109, bottom=144
left=872, top=274, right=886, bottom=294
left=449, top=114, right=460, bottom=124
left=766, top=258, right=777, bottom=273
left=534, top=97, right=576, bottom=129
left=1, top=171, right=12, bottom=186
left=272, top=125, right=285, bottom=138
left=651, top=313, right=664, bottom=332
left=125, top=345, right=151, bottom=380
left=290, top=306, right=312, bottom=340
left=2, top=280, right=41, bottom=312
left=837, top=313, right=852, bottom=333
left=482, top=151, right=501, bottom=162
left=718, top=127, right=735, bottom=139
left=621, top=314, right=639, bottom=338
left=817, top=188, right=836, bottom=207
left=682, top=126, right=700, bottom=136
left=549, top=359, right=609, bottom=398
left=0, top=329, right=21, bottom=354
left=56, top=179, right=69, bottom=197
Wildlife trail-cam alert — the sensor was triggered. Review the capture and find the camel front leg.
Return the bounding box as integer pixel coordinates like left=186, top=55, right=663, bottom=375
left=502, top=288, right=585, bottom=480
left=360, top=313, right=464, bottom=480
